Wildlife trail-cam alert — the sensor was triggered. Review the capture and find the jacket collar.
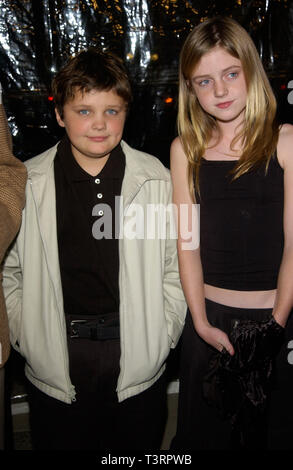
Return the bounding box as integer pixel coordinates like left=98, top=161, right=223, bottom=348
left=120, top=140, right=169, bottom=207
left=26, top=140, right=169, bottom=206
left=121, top=140, right=169, bottom=183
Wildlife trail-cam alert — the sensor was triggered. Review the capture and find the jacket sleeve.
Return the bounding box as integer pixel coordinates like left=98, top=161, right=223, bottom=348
left=0, top=102, right=27, bottom=263
left=2, top=237, right=23, bottom=351
left=163, top=183, right=187, bottom=348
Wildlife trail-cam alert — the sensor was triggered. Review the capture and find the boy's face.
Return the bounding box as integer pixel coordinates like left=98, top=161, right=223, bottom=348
left=55, top=88, right=127, bottom=167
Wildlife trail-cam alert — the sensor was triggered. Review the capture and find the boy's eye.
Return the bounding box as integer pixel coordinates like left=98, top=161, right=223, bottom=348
left=106, top=109, right=118, bottom=115
left=79, top=109, right=90, bottom=115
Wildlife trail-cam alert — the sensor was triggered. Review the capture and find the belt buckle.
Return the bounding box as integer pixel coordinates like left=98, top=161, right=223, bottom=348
left=70, top=319, right=88, bottom=338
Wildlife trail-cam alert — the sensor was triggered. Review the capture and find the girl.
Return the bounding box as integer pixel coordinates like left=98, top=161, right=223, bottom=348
left=171, top=16, right=293, bottom=450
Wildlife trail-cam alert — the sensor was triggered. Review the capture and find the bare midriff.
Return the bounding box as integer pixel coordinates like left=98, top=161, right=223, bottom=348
left=204, top=284, right=276, bottom=309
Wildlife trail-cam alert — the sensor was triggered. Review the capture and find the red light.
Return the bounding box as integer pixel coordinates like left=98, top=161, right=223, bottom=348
left=48, top=96, right=54, bottom=101
left=280, top=84, right=286, bottom=90
left=165, top=97, right=173, bottom=104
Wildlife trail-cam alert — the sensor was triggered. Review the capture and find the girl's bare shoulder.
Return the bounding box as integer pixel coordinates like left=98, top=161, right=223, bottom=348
left=279, top=122, right=293, bottom=137
left=171, top=136, right=184, bottom=153
left=277, top=124, right=293, bottom=168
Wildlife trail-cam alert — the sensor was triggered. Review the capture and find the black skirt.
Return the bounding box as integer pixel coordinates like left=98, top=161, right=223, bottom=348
left=172, top=299, right=293, bottom=450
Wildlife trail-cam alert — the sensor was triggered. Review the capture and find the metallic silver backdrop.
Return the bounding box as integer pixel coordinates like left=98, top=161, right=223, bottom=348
left=0, top=0, right=293, bottom=165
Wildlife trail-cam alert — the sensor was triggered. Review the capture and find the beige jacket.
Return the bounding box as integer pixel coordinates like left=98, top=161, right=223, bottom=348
left=0, top=103, right=27, bottom=367
left=3, top=140, right=186, bottom=402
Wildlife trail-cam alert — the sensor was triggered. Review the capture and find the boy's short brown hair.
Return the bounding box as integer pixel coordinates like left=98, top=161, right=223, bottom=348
left=52, top=48, right=132, bottom=118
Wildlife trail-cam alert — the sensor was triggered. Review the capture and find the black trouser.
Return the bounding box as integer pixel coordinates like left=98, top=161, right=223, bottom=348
left=172, top=299, right=293, bottom=451
left=27, top=314, right=167, bottom=451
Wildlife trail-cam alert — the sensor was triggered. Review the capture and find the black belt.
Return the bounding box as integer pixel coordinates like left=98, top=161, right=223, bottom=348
left=68, top=316, right=120, bottom=341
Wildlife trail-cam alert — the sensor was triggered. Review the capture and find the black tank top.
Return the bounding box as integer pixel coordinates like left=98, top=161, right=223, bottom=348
left=197, top=155, right=284, bottom=291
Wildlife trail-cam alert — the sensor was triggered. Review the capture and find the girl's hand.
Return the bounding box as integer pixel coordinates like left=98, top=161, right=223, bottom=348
left=196, top=322, right=235, bottom=355
left=273, top=313, right=286, bottom=328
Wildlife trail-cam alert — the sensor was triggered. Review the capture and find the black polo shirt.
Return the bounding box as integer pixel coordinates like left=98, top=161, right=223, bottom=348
left=54, top=135, right=125, bottom=317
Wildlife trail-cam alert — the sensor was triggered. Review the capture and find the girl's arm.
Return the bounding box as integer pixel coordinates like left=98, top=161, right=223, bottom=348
left=170, top=137, right=234, bottom=354
left=272, top=124, right=293, bottom=327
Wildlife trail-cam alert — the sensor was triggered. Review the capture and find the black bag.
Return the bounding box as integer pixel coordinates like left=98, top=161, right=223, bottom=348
left=202, top=316, right=284, bottom=426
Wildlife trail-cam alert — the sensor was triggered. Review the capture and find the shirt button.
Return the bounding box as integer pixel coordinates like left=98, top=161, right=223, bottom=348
left=98, top=210, right=104, bottom=216
left=97, top=193, right=103, bottom=199
left=95, top=178, right=100, bottom=184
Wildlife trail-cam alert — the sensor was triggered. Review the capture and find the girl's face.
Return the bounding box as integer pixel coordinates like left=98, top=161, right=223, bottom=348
left=190, top=46, right=247, bottom=125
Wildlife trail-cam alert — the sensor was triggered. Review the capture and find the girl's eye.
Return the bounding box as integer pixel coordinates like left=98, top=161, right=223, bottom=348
left=227, top=72, right=238, bottom=79
left=198, top=79, right=211, bottom=87
left=79, top=109, right=90, bottom=115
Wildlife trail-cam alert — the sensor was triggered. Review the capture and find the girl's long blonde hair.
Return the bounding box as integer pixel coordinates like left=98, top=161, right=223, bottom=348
left=178, top=16, right=279, bottom=196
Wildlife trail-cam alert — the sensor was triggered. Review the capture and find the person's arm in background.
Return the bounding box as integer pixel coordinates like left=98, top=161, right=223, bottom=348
left=0, top=84, right=27, bottom=262
left=0, top=83, right=27, bottom=367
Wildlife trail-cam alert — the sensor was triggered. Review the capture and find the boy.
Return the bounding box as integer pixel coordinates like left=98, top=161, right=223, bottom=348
left=3, top=49, right=186, bottom=450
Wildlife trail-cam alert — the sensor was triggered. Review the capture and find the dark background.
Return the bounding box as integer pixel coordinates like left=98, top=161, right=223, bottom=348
left=1, top=0, right=293, bottom=168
